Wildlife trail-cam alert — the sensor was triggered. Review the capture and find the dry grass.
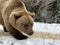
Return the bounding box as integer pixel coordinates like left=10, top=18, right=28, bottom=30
left=0, top=30, right=10, bottom=36
left=31, top=32, right=60, bottom=40
left=0, top=30, right=60, bottom=40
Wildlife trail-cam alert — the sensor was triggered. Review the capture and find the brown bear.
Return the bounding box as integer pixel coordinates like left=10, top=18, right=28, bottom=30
left=0, top=0, right=35, bottom=40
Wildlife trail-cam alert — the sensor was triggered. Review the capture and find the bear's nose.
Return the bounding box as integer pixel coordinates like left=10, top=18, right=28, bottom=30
left=28, top=31, right=33, bottom=35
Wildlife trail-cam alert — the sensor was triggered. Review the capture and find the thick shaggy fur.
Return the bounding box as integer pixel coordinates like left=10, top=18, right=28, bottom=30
left=0, top=0, right=35, bottom=40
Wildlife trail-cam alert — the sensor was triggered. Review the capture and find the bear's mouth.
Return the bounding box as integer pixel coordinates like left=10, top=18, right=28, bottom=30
left=28, top=31, right=33, bottom=35
left=20, top=31, right=30, bottom=37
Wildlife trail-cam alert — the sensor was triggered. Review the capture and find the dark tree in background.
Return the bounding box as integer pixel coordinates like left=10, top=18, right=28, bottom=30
left=57, top=0, right=60, bottom=23
left=23, top=0, right=60, bottom=23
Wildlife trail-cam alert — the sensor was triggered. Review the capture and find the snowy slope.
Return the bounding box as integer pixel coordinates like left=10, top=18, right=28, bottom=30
left=33, top=22, right=60, bottom=34
left=0, top=22, right=60, bottom=45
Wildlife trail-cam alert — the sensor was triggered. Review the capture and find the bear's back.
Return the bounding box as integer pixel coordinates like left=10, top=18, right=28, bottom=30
left=0, top=0, right=9, bottom=25
left=0, top=0, right=9, bottom=4
left=0, top=0, right=9, bottom=12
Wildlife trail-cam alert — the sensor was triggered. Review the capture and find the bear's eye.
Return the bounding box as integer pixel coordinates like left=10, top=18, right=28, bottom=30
left=14, top=14, right=22, bottom=19
left=31, top=15, right=35, bottom=18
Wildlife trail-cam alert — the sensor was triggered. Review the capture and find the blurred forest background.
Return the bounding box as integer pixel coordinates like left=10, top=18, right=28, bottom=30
left=23, top=0, right=60, bottom=23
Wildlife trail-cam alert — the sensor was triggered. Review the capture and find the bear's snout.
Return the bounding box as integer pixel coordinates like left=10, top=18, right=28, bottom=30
left=21, top=22, right=34, bottom=35
left=28, top=31, right=33, bottom=35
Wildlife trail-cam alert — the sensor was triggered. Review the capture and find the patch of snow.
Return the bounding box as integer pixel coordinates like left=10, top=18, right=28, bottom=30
left=0, top=37, right=60, bottom=45
left=54, top=40, right=60, bottom=45
left=0, top=25, right=3, bottom=30
left=33, top=22, right=60, bottom=34
left=14, top=42, right=21, bottom=45
left=44, top=39, right=55, bottom=45
left=0, top=37, right=44, bottom=45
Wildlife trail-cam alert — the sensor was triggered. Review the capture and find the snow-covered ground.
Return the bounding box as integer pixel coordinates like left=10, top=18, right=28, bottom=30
left=33, top=22, right=60, bottom=34
left=0, top=22, right=60, bottom=45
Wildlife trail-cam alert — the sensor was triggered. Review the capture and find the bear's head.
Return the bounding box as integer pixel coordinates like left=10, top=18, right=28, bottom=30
left=9, top=0, right=35, bottom=36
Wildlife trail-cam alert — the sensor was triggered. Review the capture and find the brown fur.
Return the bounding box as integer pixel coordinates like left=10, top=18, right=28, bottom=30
left=0, top=0, right=35, bottom=40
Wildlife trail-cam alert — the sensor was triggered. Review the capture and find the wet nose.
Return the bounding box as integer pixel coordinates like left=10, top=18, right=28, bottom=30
left=28, top=31, right=34, bottom=35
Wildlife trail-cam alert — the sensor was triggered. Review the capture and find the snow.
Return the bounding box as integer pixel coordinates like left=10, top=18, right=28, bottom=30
left=0, top=22, right=60, bottom=45
left=0, top=37, right=60, bottom=45
left=0, top=25, right=3, bottom=30
left=0, top=37, right=44, bottom=45
left=33, top=22, right=60, bottom=34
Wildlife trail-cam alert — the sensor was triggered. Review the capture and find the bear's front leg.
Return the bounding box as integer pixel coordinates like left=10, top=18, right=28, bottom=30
left=4, top=21, right=28, bottom=40
left=3, top=26, right=8, bottom=32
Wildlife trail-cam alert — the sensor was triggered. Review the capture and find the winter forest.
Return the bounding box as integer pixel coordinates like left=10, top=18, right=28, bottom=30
left=23, top=0, right=59, bottom=23
left=0, top=0, right=60, bottom=45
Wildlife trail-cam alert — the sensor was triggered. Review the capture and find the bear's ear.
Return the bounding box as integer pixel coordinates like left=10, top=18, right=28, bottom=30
left=13, top=0, right=26, bottom=9
left=30, top=13, right=35, bottom=18
left=18, top=0, right=28, bottom=12
left=18, top=0, right=24, bottom=7
left=18, top=0, right=26, bottom=8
